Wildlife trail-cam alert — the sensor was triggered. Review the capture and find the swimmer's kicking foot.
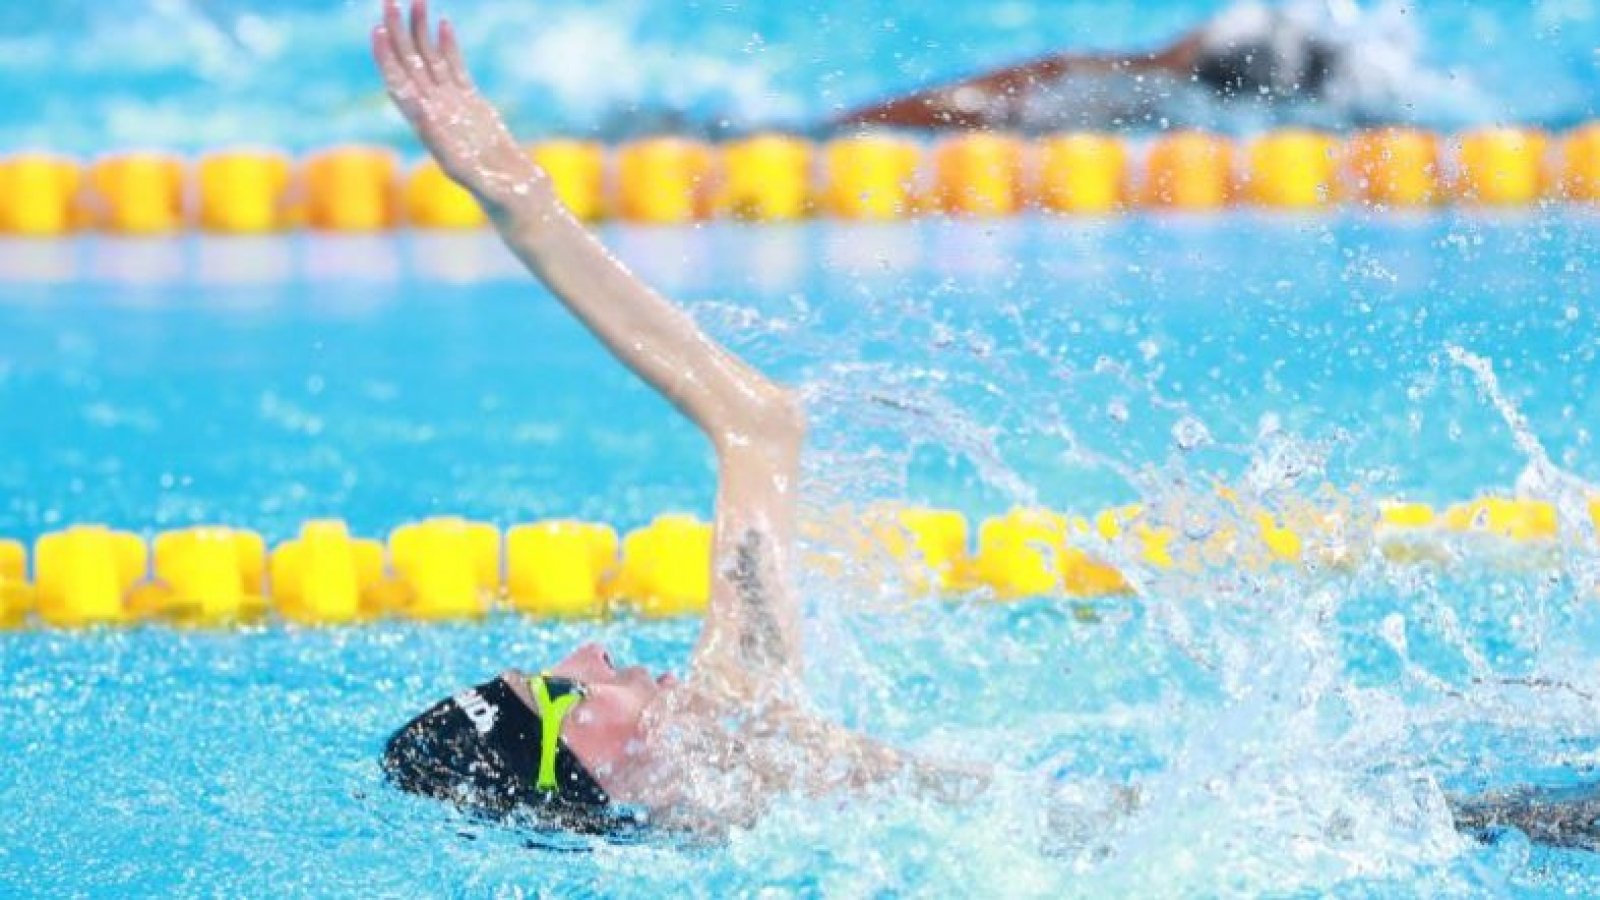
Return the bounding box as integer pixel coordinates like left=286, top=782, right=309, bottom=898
left=371, top=0, right=980, bottom=834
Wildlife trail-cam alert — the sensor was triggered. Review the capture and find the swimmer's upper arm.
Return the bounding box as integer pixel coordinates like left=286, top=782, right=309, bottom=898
left=498, top=196, right=809, bottom=692
left=492, top=206, right=790, bottom=441
left=690, top=389, right=807, bottom=692
left=496, top=204, right=811, bottom=694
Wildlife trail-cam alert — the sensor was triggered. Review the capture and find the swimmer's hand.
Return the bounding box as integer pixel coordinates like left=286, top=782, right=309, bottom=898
left=371, top=0, right=545, bottom=212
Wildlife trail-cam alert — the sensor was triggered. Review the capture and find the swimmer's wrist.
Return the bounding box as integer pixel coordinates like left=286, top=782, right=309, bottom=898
left=471, top=162, right=556, bottom=220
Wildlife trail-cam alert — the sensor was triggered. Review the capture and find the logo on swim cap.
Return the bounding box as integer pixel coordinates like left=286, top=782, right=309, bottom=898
left=453, top=688, right=499, bottom=734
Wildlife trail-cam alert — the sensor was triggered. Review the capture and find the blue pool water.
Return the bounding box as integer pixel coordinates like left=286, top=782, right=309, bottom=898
left=2, top=214, right=1599, bottom=895
left=6, top=0, right=1600, bottom=892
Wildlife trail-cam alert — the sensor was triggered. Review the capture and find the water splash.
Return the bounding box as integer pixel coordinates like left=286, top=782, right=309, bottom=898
left=3, top=210, right=1597, bottom=895
left=751, top=237, right=1600, bottom=894
left=1447, top=344, right=1599, bottom=544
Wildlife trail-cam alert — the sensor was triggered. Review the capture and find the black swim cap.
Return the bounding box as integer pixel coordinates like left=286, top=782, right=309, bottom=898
left=1194, top=8, right=1336, bottom=102
left=381, top=675, right=615, bottom=831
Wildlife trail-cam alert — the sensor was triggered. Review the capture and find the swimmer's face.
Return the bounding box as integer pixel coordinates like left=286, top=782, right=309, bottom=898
left=546, top=642, right=677, bottom=797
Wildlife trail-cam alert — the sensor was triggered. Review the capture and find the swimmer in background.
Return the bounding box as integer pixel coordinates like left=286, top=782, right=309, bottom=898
left=833, top=0, right=1425, bottom=132
left=372, top=0, right=1600, bottom=850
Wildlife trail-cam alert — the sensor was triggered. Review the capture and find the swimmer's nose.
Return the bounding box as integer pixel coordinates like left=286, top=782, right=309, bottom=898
left=580, top=642, right=617, bottom=674
left=555, top=642, right=616, bottom=680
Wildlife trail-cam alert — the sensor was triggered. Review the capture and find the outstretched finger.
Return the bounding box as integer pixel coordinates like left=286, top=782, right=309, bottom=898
left=437, top=18, right=473, bottom=90
left=383, top=0, right=424, bottom=78
left=409, top=0, right=450, bottom=86
left=373, top=26, right=425, bottom=121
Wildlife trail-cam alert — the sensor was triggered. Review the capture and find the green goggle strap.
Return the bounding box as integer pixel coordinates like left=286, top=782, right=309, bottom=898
left=531, top=674, right=581, bottom=792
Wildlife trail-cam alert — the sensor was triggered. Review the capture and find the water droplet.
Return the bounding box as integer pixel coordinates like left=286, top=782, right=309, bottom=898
left=1172, top=416, right=1212, bottom=452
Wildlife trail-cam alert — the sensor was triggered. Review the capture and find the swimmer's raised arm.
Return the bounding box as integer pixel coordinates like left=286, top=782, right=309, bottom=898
left=370, top=0, right=775, bottom=436
left=372, top=0, right=804, bottom=692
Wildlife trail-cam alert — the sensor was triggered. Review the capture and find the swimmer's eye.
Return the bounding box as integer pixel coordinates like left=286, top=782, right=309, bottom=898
left=538, top=673, right=588, bottom=702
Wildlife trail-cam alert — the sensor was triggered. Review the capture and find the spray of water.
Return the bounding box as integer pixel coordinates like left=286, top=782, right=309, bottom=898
left=1447, top=345, right=1599, bottom=548
left=682, top=257, right=1600, bottom=897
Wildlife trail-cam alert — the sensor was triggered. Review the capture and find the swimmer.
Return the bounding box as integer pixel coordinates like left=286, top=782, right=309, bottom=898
left=372, top=0, right=1600, bottom=848
left=371, top=0, right=979, bottom=834
left=833, top=0, right=1422, bottom=132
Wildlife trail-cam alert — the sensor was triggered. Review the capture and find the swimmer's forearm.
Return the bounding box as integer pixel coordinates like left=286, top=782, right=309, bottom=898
left=484, top=183, right=779, bottom=441
left=372, top=0, right=781, bottom=439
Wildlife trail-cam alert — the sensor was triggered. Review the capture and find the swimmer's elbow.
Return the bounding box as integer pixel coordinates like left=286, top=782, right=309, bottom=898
left=764, top=387, right=807, bottom=444
left=713, top=385, right=806, bottom=456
